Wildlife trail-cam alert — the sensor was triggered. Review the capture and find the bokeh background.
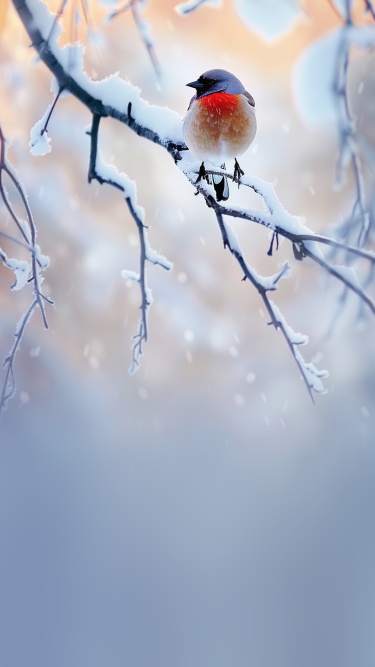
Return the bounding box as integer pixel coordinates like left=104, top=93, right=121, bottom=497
left=0, top=1, right=375, bottom=665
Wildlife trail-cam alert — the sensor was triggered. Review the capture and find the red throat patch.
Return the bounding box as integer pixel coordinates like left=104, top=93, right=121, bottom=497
left=198, top=92, right=240, bottom=115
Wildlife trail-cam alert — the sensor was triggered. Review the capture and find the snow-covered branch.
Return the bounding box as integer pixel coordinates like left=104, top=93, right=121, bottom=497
left=12, top=0, right=182, bottom=151
left=333, top=15, right=373, bottom=248
left=87, top=113, right=172, bottom=373
left=288, top=0, right=375, bottom=332
left=207, top=194, right=328, bottom=403
left=182, top=166, right=374, bottom=400
left=9, top=0, right=375, bottom=402
left=0, top=125, right=52, bottom=414
left=184, top=165, right=375, bottom=309
left=290, top=3, right=375, bottom=254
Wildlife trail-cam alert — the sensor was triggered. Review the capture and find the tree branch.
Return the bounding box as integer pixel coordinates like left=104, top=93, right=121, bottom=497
left=208, top=195, right=327, bottom=403
left=9, top=0, right=375, bottom=401
left=364, top=0, right=375, bottom=21
left=184, top=166, right=375, bottom=310
left=12, top=0, right=180, bottom=150
left=333, top=17, right=373, bottom=248
left=107, top=0, right=160, bottom=77
left=0, top=124, right=52, bottom=414
left=87, top=113, right=172, bottom=373
left=174, top=0, right=218, bottom=15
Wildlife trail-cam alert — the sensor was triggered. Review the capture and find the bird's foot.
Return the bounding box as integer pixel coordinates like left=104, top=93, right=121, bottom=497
left=167, top=142, right=186, bottom=164
left=267, top=231, right=279, bottom=257
left=195, top=162, right=210, bottom=185
left=233, top=158, right=244, bottom=188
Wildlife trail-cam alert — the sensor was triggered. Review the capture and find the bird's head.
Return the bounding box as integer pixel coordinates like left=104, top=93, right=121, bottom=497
left=186, top=69, right=245, bottom=99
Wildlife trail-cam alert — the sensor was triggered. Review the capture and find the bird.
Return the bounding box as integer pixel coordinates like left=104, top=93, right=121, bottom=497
left=182, top=68, right=257, bottom=202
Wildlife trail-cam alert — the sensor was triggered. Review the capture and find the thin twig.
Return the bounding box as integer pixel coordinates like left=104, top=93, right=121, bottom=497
left=87, top=113, right=171, bottom=372
left=175, top=0, right=214, bottom=15
left=0, top=124, right=52, bottom=414
left=0, top=299, right=38, bottom=409
left=107, top=0, right=160, bottom=76
left=189, top=166, right=375, bottom=267
left=41, top=85, right=65, bottom=135
left=209, top=196, right=327, bottom=403
left=185, top=168, right=374, bottom=399
left=45, top=0, right=68, bottom=46
left=126, top=195, right=150, bottom=371
left=131, top=1, right=160, bottom=77
left=334, top=13, right=370, bottom=248
left=364, top=0, right=375, bottom=20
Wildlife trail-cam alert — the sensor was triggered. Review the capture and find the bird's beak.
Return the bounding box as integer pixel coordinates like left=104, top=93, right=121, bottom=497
left=186, top=80, right=204, bottom=90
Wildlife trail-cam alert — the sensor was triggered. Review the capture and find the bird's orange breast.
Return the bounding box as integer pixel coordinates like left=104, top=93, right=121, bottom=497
left=197, top=92, right=240, bottom=115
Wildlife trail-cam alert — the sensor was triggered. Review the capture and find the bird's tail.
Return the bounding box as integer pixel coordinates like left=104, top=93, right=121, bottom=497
left=212, top=164, right=229, bottom=201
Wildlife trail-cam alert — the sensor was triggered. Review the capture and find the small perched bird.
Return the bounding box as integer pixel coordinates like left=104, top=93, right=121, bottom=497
left=183, top=68, right=257, bottom=201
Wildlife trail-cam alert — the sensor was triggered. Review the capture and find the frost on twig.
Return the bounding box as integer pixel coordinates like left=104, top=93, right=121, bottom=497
left=291, top=3, right=375, bottom=334
left=210, top=200, right=328, bottom=402
left=29, top=85, right=65, bottom=156
left=293, top=3, right=375, bottom=250
left=0, top=125, right=52, bottom=414
left=105, top=0, right=160, bottom=76
left=184, top=164, right=375, bottom=308
left=333, top=14, right=375, bottom=249
left=87, top=114, right=172, bottom=373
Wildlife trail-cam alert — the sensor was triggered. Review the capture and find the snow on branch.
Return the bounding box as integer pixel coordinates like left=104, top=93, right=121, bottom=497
left=87, top=114, right=172, bottom=373
left=10, top=0, right=375, bottom=401
left=333, top=19, right=375, bottom=248
left=29, top=85, right=66, bottom=156
left=293, top=4, right=375, bottom=250
left=290, top=2, right=375, bottom=330
left=12, top=0, right=182, bottom=149
left=207, top=196, right=328, bottom=402
left=183, top=164, right=375, bottom=309
left=180, top=163, right=375, bottom=399
left=0, top=125, right=53, bottom=414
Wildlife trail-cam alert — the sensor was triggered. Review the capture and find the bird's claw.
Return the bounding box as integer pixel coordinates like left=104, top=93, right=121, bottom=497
left=233, top=158, right=244, bottom=187
left=195, top=162, right=208, bottom=185
left=167, top=142, right=186, bottom=164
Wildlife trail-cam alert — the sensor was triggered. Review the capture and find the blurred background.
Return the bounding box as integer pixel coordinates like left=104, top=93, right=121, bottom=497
left=0, top=1, right=375, bottom=665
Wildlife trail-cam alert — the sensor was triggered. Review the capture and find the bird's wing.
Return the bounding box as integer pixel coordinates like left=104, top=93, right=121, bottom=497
left=187, top=94, right=197, bottom=111
left=242, top=90, right=255, bottom=107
